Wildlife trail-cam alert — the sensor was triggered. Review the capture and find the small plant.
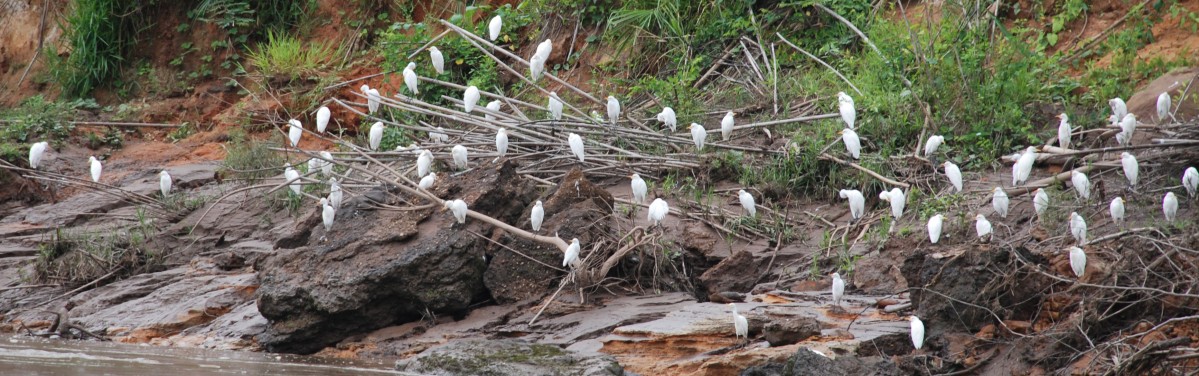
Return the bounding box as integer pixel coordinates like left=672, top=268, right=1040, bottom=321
left=244, top=30, right=343, bottom=79
left=221, top=131, right=287, bottom=184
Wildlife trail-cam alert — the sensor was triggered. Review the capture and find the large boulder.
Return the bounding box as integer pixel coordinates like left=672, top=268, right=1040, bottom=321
left=395, top=339, right=625, bottom=376
left=739, top=348, right=900, bottom=376
left=256, top=161, right=537, bottom=353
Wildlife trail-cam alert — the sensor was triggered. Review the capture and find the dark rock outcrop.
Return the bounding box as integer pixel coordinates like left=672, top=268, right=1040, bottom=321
left=395, top=339, right=625, bottom=376
left=762, top=316, right=820, bottom=346
left=699, top=250, right=760, bottom=297
left=739, top=348, right=900, bottom=376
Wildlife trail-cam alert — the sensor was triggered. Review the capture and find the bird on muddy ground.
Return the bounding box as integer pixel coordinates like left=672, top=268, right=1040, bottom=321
left=839, top=189, right=865, bottom=222
left=837, top=92, right=855, bottom=130
left=831, top=272, right=844, bottom=308
left=648, top=198, right=669, bottom=227
left=429, top=46, right=445, bottom=74
left=992, top=187, right=1009, bottom=218
left=689, top=123, right=707, bottom=151
left=287, top=119, right=303, bottom=147
left=1071, top=171, right=1091, bottom=200
left=369, top=122, right=384, bottom=151
left=329, top=178, right=343, bottom=209
left=320, top=197, right=335, bottom=233
left=530, top=200, right=544, bottom=232
left=316, top=106, right=331, bottom=133
left=1185, top=167, right=1199, bottom=198
left=738, top=189, right=756, bottom=218
left=1056, top=113, right=1071, bottom=149
left=910, top=316, right=925, bottom=350
left=403, top=62, right=419, bottom=95
left=1034, top=188, right=1049, bottom=221
left=417, top=150, right=433, bottom=178
left=495, top=128, right=508, bottom=158
left=658, top=107, right=677, bottom=132
left=721, top=111, right=735, bottom=141
left=1121, top=152, right=1139, bottom=190
left=568, top=133, right=585, bottom=162
left=366, top=88, right=381, bottom=114
left=28, top=141, right=48, bottom=170
left=464, top=86, right=481, bottom=113
left=923, top=135, right=944, bottom=164
left=1069, top=246, right=1086, bottom=278
left=319, top=151, right=334, bottom=176
left=1109, top=98, right=1127, bottom=125
left=445, top=199, right=468, bottom=224
left=284, top=165, right=302, bottom=195
left=159, top=170, right=172, bottom=198
left=943, top=161, right=962, bottom=192
left=485, top=100, right=502, bottom=121
left=630, top=174, right=647, bottom=204
left=563, top=238, right=581, bottom=268
left=729, top=303, right=749, bottom=344
left=1012, top=146, right=1038, bottom=186
left=1069, top=212, right=1087, bottom=244
left=419, top=172, right=436, bottom=190
left=1163, top=192, right=1179, bottom=222
left=606, top=96, right=621, bottom=126
left=928, top=214, right=944, bottom=244
left=548, top=92, right=563, bottom=121
left=1110, top=197, right=1125, bottom=228
left=838, top=128, right=861, bottom=159
left=488, top=15, right=502, bottom=41
left=1158, top=92, right=1172, bottom=124
left=452, top=145, right=469, bottom=170
left=1117, top=113, right=1137, bottom=146
left=88, top=156, right=102, bottom=183
left=879, top=188, right=906, bottom=220
left=975, top=214, right=992, bottom=241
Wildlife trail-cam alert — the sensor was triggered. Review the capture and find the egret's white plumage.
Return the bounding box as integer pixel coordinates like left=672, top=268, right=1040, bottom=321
left=1109, top=98, right=1127, bottom=124
left=910, top=316, right=925, bottom=350
left=1110, top=197, right=1125, bottom=227
left=1071, top=171, right=1091, bottom=200
left=485, top=100, right=502, bottom=121
left=319, top=151, right=334, bottom=176
left=316, top=106, right=331, bottom=133
left=329, top=178, right=343, bottom=209
left=992, top=188, right=1009, bottom=218
left=1034, top=188, right=1049, bottom=220
left=648, top=198, right=669, bottom=226
left=367, top=88, right=380, bottom=114
left=567, top=133, right=585, bottom=162
left=943, top=161, right=963, bottom=192
left=563, top=238, right=581, bottom=268
left=368, top=122, right=384, bottom=151
left=88, top=156, right=102, bottom=182
left=837, top=92, right=856, bottom=129
left=321, top=198, right=335, bottom=232
left=417, top=150, right=433, bottom=178
left=488, top=15, right=502, bottom=41
left=720, top=111, right=734, bottom=141
left=463, top=86, right=480, bottom=113
left=1184, top=167, right=1199, bottom=198
left=1013, top=146, right=1038, bottom=186
left=658, top=107, right=677, bottom=132
left=928, top=214, right=944, bottom=244
left=1057, top=113, right=1071, bottom=149
left=839, top=128, right=861, bottom=159
left=429, top=127, right=449, bottom=143
left=159, top=170, right=172, bottom=198
left=429, top=47, right=445, bottom=74
left=924, top=135, right=944, bottom=158
left=1157, top=92, right=1171, bottom=123
left=738, top=189, right=756, bottom=218
left=975, top=214, right=992, bottom=240
left=606, top=96, right=620, bottom=126
left=1118, top=113, right=1137, bottom=146
left=530, top=200, right=544, bottom=232
left=287, top=119, right=303, bottom=147
left=839, top=189, right=865, bottom=221
left=307, top=158, right=319, bottom=176
left=547, top=92, right=563, bottom=120
left=495, top=128, right=508, bottom=157
left=402, top=62, right=419, bottom=95
left=831, top=272, right=844, bottom=307
left=445, top=199, right=468, bottom=224
left=28, top=141, right=48, bottom=170
left=284, top=165, right=301, bottom=195
left=452, top=145, right=468, bottom=170
left=879, top=188, right=906, bottom=219
left=529, top=39, right=552, bottom=81
left=1164, top=192, right=1179, bottom=222
left=631, top=174, right=647, bottom=204
left=729, top=303, right=748, bottom=342
left=1069, top=246, right=1086, bottom=278
left=689, top=123, right=707, bottom=151
left=419, top=172, right=436, bottom=190
left=1121, top=152, right=1139, bottom=188
left=1069, top=212, right=1087, bottom=244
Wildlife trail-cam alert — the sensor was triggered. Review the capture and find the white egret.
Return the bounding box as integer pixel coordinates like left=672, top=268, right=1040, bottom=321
left=879, top=188, right=906, bottom=219
left=417, top=150, right=433, bottom=178
left=942, top=161, right=962, bottom=192
left=563, top=238, right=581, bottom=268
left=1110, top=197, right=1125, bottom=227
left=1109, top=98, right=1127, bottom=124
left=1121, top=152, right=1139, bottom=189
left=839, top=128, right=861, bottom=159
left=316, top=106, right=331, bottom=133
left=992, top=188, right=1009, bottom=218
left=445, top=199, right=468, bottom=224
left=631, top=174, right=647, bottom=204
left=606, top=96, right=621, bottom=126
left=928, top=214, right=944, bottom=244
left=910, top=316, right=925, bottom=350
left=88, top=156, right=102, bottom=183
left=648, top=198, right=669, bottom=226
left=1157, top=92, right=1171, bottom=123
left=403, top=62, right=419, bottom=95
left=658, top=107, right=677, bottom=132
left=452, top=145, right=468, bottom=170
left=839, top=189, right=865, bottom=221
left=530, top=39, right=552, bottom=81
left=590, top=110, right=603, bottom=122
left=1118, top=113, right=1136, bottom=146
left=321, top=197, right=335, bottom=232
left=429, top=46, right=445, bottom=74
left=831, top=272, right=844, bottom=307
left=287, top=119, right=303, bottom=147
left=329, top=178, right=343, bottom=209
left=429, top=127, right=449, bottom=143
left=307, top=158, right=319, bottom=177
left=284, top=165, right=301, bottom=195
left=488, top=15, right=502, bottom=41
left=419, top=172, right=437, bottom=190
left=159, top=170, right=172, bottom=198
left=360, top=84, right=370, bottom=94
left=837, top=92, right=856, bottom=129
left=319, top=151, right=334, bottom=176
left=495, top=128, right=508, bottom=157
left=1057, top=113, right=1071, bottom=149
left=1164, top=192, right=1179, bottom=222
left=485, top=100, right=502, bottom=121
left=728, top=303, right=748, bottom=342
left=1069, top=212, right=1087, bottom=244
left=530, top=200, right=544, bottom=232
left=1012, top=146, right=1038, bottom=186
left=567, top=133, right=585, bottom=162
left=547, top=92, right=563, bottom=120
left=1184, top=167, right=1199, bottom=198
left=1069, top=247, right=1086, bottom=278
left=367, top=88, right=380, bottom=114
left=924, top=135, right=944, bottom=159
left=721, top=111, right=734, bottom=141
left=975, top=214, right=992, bottom=241
left=689, top=123, right=707, bottom=151
left=1034, top=188, right=1049, bottom=220
left=738, top=189, right=756, bottom=218
left=28, top=141, right=48, bottom=169
left=369, top=121, right=384, bottom=151
left=1071, top=171, right=1091, bottom=200
left=464, top=86, right=481, bottom=113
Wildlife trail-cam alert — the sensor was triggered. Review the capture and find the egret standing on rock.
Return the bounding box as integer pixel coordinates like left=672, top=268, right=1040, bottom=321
left=729, top=303, right=748, bottom=343
left=284, top=165, right=301, bottom=195
left=1110, top=197, right=1125, bottom=228
left=606, top=96, right=621, bottom=126
left=1184, top=167, right=1199, bottom=198
left=1069, top=246, right=1086, bottom=278
left=329, top=178, right=343, bottom=209
left=403, top=62, right=419, bottom=95
left=1158, top=92, right=1172, bottom=123
left=721, top=111, right=734, bottom=141
left=417, top=150, right=433, bottom=178
left=159, top=170, right=172, bottom=198
left=320, top=197, right=335, bottom=233
left=992, top=188, right=1009, bottom=218
left=943, top=161, right=962, bottom=192
left=689, top=123, right=707, bottom=150
left=464, top=86, right=481, bottom=113
left=28, top=141, right=48, bottom=170
left=563, top=238, right=581, bottom=268
left=548, top=92, right=563, bottom=121
left=658, top=107, right=677, bottom=132
left=488, top=15, right=502, bottom=41
left=485, top=100, right=502, bottom=121
left=1057, top=113, right=1071, bottom=149
left=837, top=92, right=856, bottom=129
left=1013, top=146, right=1038, bottom=186
left=452, top=145, right=468, bottom=170
left=495, top=128, right=508, bottom=158
left=839, top=189, right=865, bottom=222
left=316, top=106, right=331, bottom=133
left=924, top=135, right=944, bottom=162
left=928, top=214, right=944, bottom=244
left=568, top=133, right=585, bottom=162
left=648, top=198, right=669, bottom=227
left=631, top=174, right=647, bottom=204
left=879, top=188, right=906, bottom=219
left=419, top=173, right=436, bottom=190
left=910, top=316, right=925, bottom=350
left=1164, top=192, right=1179, bottom=222
left=1071, top=171, right=1091, bottom=200
left=1034, top=188, right=1049, bottom=221
left=367, top=88, right=380, bottom=114
left=831, top=272, right=844, bottom=308
left=839, top=128, right=861, bottom=159
left=429, top=47, right=445, bottom=74
left=1069, top=212, right=1087, bottom=244
left=975, top=214, right=992, bottom=241
left=368, top=122, right=384, bottom=151
left=1121, top=152, right=1139, bottom=189
left=287, top=119, right=303, bottom=147
left=530, top=200, right=544, bottom=232
left=88, top=156, right=102, bottom=183
left=738, top=189, right=756, bottom=218
left=445, top=199, right=468, bottom=224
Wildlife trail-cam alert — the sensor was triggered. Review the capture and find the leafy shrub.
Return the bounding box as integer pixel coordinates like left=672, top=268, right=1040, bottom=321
left=49, top=0, right=151, bottom=97
left=245, top=30, right=342, bottom=79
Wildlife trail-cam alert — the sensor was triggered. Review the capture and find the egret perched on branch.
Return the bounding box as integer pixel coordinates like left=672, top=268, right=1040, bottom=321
left=839, top=189, right=865, bottom=222
left=452, top=145, right=469, bottom=170
left=738, top=189, right=756, bottom=218
left=1071, top=171, right=1091, bottom=200
left=1117, top=114, right=1136, bottom=146
left=529, top=39, right=552, bottom=81
left=728, top=303, right=748, bottom=343
left=563, top=238, right=581, bottom=268
left=975, top=214, right=992, bottom=241
left=721, top=111, right=734, bottom=141
left=28, top=141, right=48, bottom=169
left=88, top=156, right=102, bottom=182
left=488, top=15, right=502, bottom=41
left=1110, top=197, right=1125, bottom=227
left=530, top=200, right=544, bottom=232
left=329, top=178, right=343, bottom=208
left=567, top=133, right=585, bottom=162
left=1109, top=98, right=1127, bottom=124
left=445, top=199, right=468, bottom=224
left=419, top=173, right=436, bottom=190
left=485, top=100, right=502, bottom=121
left=910, top=316, right=925, bottom=350
left=429, top=127, right=449, bottom=143
left=831, top=272, right=844, bottom=308
left=1069, top=246, right=1086, bottom=278
left=606, top=96, right=620, bottom=126
left=284, top=165, right=301, bottom=195
left=837, top=92, right=856, bottom=129
left=547, top=92, right=563, bottom=121
left=879, top=188, right=906, bottom=219
left=1012, top=146, right=1038, bottom=186
left=495, top=128, right=508, bottom=158
left=316, top=106, right=331, bottom=133
left=928, top=214, right=944, bottom=244
left=1163, top=192, right=1179, bottom=222
left=689, top=123, right=707, bottom=151
left=159, top=170, right=172, bottom=198
left=924, top=135, right=944, bottom=161
left=417, top=150, right=433, bottom=178
left=631, top=174, right=647, bottom=204
left=287, top=119, right=303, bottom=147
left=1184, top=167, right=1199, bottom=198
left=1121, top=152, right=1139, bottom=189
left=648, top=198, right=669, bottom=226
left=658, top=107, right=677, bottom=132
left=1057, top=113, right=1071, bottom=149
left=1034, top=188, right=1049, bottom=221
left=942, top=161, right=962, bottom=192
left=992, top=188, right=1009, bottom=218
left=429, top=46, right=445, bottom=74
left=464, top=86, right=481, bottom=113
left=320, top=198, right=335, bottom=232
left=366, top=88, right=380, bottom=114
left=1157, top=92, right=1171, bottom=123
left=839, top=128, right=861, bottom=159
left=402, top=62, right=419, bottom=95
left=1069, top=212, right=1087, bottom=244
left=368, top=122, right=384, bottom=151
left=307, top=158, right=319, bottom=176
left=319, top=151, right=334, bottom=176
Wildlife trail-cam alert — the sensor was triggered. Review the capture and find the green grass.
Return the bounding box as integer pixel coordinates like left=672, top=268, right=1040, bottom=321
left=48, top=0, right=148, bottom=97
left=220, top=130, right=287, bottom=184
left=245, top=30, right=343, bottom=79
